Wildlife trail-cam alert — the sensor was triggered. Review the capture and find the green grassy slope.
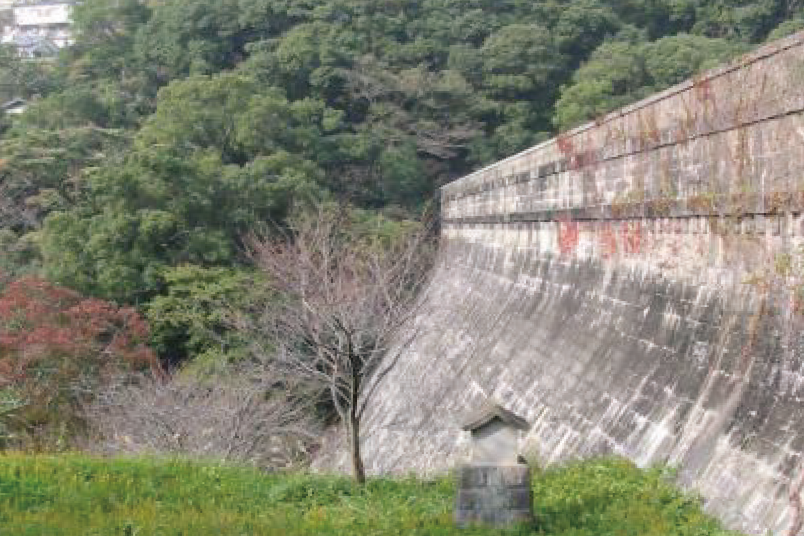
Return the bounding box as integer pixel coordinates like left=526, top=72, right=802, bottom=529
left=0, top=454, right=740, bottom=535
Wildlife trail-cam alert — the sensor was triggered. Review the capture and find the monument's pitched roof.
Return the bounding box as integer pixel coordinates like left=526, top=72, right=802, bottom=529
left=461, top=402, right=530, bottom=432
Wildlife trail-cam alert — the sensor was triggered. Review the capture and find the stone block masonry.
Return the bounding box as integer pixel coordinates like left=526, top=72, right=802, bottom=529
left=331, top=30, right=804, bottom=535
left=454, top=465, right=533, bottom=528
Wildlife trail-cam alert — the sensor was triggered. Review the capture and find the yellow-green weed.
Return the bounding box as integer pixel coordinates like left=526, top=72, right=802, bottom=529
left=0, top=454, right=742, bottom=535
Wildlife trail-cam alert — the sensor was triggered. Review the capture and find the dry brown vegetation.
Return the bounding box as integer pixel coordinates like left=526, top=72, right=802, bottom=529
left=243, top=207, right=436, bottom=482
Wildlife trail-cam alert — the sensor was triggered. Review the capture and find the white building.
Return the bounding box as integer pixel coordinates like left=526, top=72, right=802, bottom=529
left=1, top=1, right=75, bottom=58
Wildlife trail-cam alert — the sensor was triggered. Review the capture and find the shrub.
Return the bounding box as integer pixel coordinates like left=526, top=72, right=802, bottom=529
left=84, top=371, right=319, bottom=469
left=0, top=276, right=159, bottom=449
left=145, top=265, right=263, bottom=373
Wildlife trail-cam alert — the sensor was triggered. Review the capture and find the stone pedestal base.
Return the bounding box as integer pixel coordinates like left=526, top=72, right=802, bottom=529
left=454, top=464, right=533, bottom=528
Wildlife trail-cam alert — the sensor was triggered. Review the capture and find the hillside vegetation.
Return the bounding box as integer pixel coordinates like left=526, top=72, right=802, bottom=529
left=1, top=0, right=804, bottom=453
left=0, top=454, right=740, bottom=535
left=2, top=0, right=801, bottom=301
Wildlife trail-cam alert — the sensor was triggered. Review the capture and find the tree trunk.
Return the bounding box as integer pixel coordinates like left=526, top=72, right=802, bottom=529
left=348, top=410, right=366, bottom=484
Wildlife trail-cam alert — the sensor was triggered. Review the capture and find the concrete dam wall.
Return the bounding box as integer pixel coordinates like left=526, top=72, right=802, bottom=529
left=351, top=32, right=804, bottom=534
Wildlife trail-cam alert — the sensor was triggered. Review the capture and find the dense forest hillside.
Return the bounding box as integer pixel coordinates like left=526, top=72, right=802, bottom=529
left=1, top=0, right=803, bottom=449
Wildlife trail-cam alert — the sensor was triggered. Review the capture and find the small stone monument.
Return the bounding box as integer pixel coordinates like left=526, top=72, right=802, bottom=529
left=455, top=402, right=533, bottom=528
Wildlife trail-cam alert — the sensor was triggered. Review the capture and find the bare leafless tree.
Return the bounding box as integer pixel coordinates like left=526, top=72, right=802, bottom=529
left=84, top=372, right=319, bottom=469
left=342, top=55, right=400, bottom=105
left=244, top=207, right=435, bottom=483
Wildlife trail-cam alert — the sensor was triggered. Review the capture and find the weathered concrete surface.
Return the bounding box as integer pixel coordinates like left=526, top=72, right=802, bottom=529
left=317, top=31, right=804, bottom=536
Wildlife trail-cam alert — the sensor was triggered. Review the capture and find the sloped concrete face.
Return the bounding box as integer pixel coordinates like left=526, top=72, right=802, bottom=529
left=358, top=223, right=803, bottom=534
left=328, top=31, right=804, bottom=536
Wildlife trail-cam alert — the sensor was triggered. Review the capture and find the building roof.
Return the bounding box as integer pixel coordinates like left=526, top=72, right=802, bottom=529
left=461, top=402, right=530, bottom=432
left=7, top=32, right=60, bottom=56
left=1, top=98, right=26, bottom=110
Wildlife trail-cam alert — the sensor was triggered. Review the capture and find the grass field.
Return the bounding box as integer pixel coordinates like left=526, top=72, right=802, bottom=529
left=0, top=454, right=741, bottom=535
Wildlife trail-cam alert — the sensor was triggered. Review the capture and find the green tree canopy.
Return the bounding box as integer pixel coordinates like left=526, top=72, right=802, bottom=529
left=555, top=33, right=746, bottom=130
left=2, top=0, right=800, bottom=366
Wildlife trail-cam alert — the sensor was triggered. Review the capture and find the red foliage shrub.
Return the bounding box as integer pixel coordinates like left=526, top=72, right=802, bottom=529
left=0, top=277, right=159, bottom=448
